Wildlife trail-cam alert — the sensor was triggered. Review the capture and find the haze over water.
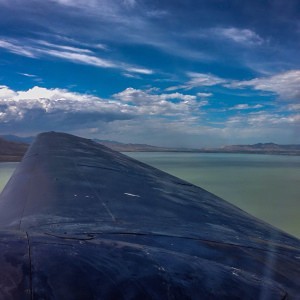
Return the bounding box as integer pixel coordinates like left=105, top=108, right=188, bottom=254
left=125, top=153, right=300, bottom=238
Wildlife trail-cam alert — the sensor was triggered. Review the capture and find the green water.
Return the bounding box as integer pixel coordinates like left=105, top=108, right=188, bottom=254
left=125, top=152, right=300, bottom=238
left=0, top=162, right=18, bottom=193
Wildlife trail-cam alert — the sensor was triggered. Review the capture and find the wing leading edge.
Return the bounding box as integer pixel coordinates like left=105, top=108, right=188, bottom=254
left=0, top=132, right=299, bottom=299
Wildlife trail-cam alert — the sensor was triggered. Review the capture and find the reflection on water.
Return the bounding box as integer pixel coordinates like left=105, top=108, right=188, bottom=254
left=125, top=152, right=300, bottom=238
left=0, top=163, right=19, bottom=193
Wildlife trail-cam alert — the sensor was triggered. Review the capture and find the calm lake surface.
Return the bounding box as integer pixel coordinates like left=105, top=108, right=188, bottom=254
left=125, top=152, right=300, bottom=238
left=0, top=162, right=18, bottom=193
left=0, top=154, right=299, bottom=238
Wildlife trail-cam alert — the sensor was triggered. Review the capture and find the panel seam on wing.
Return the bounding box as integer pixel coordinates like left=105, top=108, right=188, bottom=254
left=25, top=231, right=33, bottom=300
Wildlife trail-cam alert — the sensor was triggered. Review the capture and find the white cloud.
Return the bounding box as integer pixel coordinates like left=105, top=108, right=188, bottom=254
left=214, top=27, right=264, bottom=46
left=0, top=38, right=153, bottom=75
left=0, top=0, right=216, bottom=65
left=18, top=73, right=37, bottom=78
left=0, top=85, right=17, bottom=99
left=0, top=84, right=298, bottom=146
left=229, top=104, right=263, bottom=110
left=226, top=111, right=300, bottom=126
left=40, top=48, right=116, bottom=68
left=166, top=72, right=226, bottom=91
left=287, top=103, right=300, bottom=111
left=197, top=92, right=212, bottom=98
left=36, top=40, right=93, bottom=54
left=122, top=73, right=142, bottom=79
left=113, top=87, right=200, bottom=115
left=0, top=85, right=205, bottom=134
left=0, top=40, right=36, bottom=58
left=77, top=110, right=300, bottom=147
left=48, top=0, right=212, bottom=61
left=0, top=85, right=133, bottom=127
left=214, top=111, right=300, bottom=145
left=227, top=70, right=300, bottom=101
left=186, top=72, right=226, bottom=88
left=124, top=67, right=153, bottom=75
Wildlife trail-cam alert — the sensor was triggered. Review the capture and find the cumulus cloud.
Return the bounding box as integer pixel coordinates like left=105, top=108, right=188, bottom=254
left=226, top=111, right=300, bottom=127
left=113, top=87, right=201, bottom=115
left=0, top=86, right=134, bottom=131
left=214, top=110, right=300, bottom=145
left=0, top=85, right=206, bottom=133
left=167, top=69, right=300, bottom=104
left=0, top=85, right=17, bottom=99
left=0, top=84, right=298, bottom=146
left=75, top=110, right=300, bottom=147
left=227, top=70, right=300, bottom=101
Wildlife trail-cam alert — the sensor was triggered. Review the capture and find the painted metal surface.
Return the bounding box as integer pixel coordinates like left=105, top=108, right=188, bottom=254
left=0, top=132, right=299, bottom=299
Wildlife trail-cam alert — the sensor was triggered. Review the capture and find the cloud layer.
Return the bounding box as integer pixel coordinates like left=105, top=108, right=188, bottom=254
left=0, top=85, right=205, bottom=133
left=0, top=83, right=298, bottom=146
left=0, top=1, right=299, bottom=146
left=228, top=70, right=300, bottom=101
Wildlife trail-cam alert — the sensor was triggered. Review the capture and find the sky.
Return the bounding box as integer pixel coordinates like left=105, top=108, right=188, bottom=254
left=0, top=0, right=299, bottom=147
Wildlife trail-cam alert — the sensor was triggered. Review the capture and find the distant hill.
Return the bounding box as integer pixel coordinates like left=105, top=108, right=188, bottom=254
left=0, top=135, right=35, bottom=144
left=0, top=135, right=299, bottom=162
left=96, top=140, right=300, bottom=156
left=220, top=143, right=300, bottom=155
left=94, top=139, right=184, bottom=152
left=0, top=138, right=29, bottom=162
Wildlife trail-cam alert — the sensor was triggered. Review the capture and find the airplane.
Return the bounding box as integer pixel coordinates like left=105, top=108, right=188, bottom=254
left=0, top=131, right=299, bottom=299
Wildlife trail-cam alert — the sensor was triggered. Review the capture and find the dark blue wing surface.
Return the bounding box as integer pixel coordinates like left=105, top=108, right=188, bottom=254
left=0, top=132, right=299, bottom=299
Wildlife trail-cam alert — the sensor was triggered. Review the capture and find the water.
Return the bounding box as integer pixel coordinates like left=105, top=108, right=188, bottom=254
left=125, top=152, right=300, bottom=238
left=1, top=154, right=300, bottom=238
left=0, top=162, right=18, bottom=193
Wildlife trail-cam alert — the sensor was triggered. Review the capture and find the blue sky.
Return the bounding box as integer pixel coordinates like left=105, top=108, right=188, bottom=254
left=0, top=0, right=299, bottom=147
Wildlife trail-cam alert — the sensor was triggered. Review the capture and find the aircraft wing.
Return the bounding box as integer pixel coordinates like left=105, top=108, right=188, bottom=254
left=0, top=132, right=299, bottom=299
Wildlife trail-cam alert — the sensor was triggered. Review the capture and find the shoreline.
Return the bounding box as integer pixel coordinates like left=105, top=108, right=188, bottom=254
left=1, top=151, right=300, bottom=163
left=0, top=155, right=24, bottom=162
left=122, top=150, right=300, bottom=156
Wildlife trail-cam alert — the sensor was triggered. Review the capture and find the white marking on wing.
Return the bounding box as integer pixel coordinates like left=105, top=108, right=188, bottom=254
left=124, top=193, right=140, bottom=197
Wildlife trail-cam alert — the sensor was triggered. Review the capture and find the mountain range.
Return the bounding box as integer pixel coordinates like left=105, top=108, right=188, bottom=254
left=0, top=137, right=29, bottom=162
left=0, top=135, right=299, bottom=162
left=95, top=140, right=300, bottom=155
